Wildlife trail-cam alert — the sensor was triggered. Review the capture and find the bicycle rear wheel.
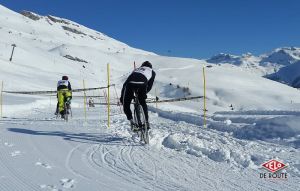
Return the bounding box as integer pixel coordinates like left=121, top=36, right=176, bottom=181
left=64, top=102, right=69, bottom=122
left=133, top=103, right=149, bottom=144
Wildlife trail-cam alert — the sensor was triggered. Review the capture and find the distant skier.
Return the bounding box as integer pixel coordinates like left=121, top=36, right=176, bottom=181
left=120, top=61, right=156, bottom=130
left=88, top=97, right=95, bottom=107
left=55, top=76, right=72, bottom=118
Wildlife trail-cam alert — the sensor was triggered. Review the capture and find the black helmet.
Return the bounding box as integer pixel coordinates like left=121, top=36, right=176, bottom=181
left=62, top=75, right=68, bottom=80
left=141, top=61, right=152, bottom=69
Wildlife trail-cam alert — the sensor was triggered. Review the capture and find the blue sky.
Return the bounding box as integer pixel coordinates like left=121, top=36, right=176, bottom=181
left=0, top=0, right=299, bottom=58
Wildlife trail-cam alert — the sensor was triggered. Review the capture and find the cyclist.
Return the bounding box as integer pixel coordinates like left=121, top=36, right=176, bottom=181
left=120, top=61, right=156, bottom=130
left=55, top=75, right=72, bottom=118
left=88, top=97, right=95, bottom=107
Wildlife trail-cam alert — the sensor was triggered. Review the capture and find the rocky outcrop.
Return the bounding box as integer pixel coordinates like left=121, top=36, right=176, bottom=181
left=20, top=11, right=41, bottom=21
left=63, top=55, right=88, bottom=63
left=62, top=26, right=86, bottom=35
left=47, top=15, right=70, bottom=25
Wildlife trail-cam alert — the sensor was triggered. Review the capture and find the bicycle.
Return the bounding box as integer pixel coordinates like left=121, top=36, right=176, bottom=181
left=56, top=90, right=72, bottom=121
left=132, top=91, right=150, bottom=144
left=63, top=100, right=72, bottom=121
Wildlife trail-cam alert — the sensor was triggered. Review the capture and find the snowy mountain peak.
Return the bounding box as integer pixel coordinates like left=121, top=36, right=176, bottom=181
left=206, top=52, right=260, bottom=69
left=260, top=46, right=300, bottom=66
left=206, top=53, right=240, bottom=64
left=242, top=52, right=253, bottom=58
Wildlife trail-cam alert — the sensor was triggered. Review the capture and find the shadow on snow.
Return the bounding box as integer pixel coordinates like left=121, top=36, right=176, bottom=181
left=7, top=128, right=137, bottom=146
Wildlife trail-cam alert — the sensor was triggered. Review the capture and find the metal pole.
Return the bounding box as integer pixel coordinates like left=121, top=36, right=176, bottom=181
left=9, top=44, right=16, bottom=62
left=83, top=80, right=87, bottom=122
left=1, top=81, right=3, bottom=118
left=155, top=88, right=158, bottom=109
left=107, top=63, right=110, bottom=128
left=202, top=65, right=207, bottom=128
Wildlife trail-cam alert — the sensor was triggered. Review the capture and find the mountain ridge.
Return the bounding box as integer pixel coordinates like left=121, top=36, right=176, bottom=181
left=1, top=4, right=300, bottom=113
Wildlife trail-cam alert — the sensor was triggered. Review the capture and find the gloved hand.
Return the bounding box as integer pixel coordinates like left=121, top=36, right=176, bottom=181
left=142, top=94, right=147, bottom=100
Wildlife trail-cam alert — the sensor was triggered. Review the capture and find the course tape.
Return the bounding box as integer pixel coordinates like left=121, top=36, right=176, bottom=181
left=148, top=96, right=203, bottom=103
left=3, top=84, right=115, bottom=95
left=94, top=96, right=203, bottom=105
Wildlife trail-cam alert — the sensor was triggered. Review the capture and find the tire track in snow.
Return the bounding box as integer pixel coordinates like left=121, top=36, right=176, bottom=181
left=125, top=145, right=184, bottom=191
left=97, top=116, right=209, bottom=190
left=127, top=146, right=170, bottom=191
left=65, top=143, right=91, bottom=180
left=91, top=132, right=194, bottom=190
left=101, top=144, right=144, bottom=186
left=64, top=142, right=116, bottom=189
left=90, top=144, right=143, bottom=190
left=85, top=144, right=116, bottom=188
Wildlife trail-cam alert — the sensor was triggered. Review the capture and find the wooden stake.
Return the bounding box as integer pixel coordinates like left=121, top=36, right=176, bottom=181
left=202, top=65, right=207, bottom=128
left=155, top=88, right=158, bottom=109
left=107, top=63, right=110, bottom=128
left=0, top=81, right=3, bottom=118
left=83, top=80, right=87, bottom=122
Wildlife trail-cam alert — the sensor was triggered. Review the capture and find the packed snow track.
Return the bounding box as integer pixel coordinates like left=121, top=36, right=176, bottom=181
left=0, top=106, right=299, bottom=191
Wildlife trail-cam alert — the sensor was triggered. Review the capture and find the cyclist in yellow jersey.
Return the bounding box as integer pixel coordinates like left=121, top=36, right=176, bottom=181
left=55, top=76, right=72, bottom=118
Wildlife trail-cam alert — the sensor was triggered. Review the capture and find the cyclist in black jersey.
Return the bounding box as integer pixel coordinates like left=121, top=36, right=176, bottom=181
left=120, top=61, right=156, bottom=129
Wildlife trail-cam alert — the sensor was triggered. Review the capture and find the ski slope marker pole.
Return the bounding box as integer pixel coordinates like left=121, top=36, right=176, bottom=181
left=107, top=63, right=110, bottom=128
left=83, top=80, right=87, bottom=122
left=155, top=88, right=158, bottom=109
left=0, top=81, right=3, bottom=118
left=202, top=65, right=207, bottom=128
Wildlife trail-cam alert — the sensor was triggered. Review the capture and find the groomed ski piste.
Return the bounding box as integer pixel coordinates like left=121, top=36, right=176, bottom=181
left=1, top=98, right=300, bottom=191
left=1, top=4, right=300, bottom=191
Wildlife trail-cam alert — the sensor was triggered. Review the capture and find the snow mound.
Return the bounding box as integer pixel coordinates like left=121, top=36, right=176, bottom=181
left=162, top=132, right=255, bottom=168
left=213, top=111, right=300, bottom=148
left=234, top=116, right=300, bottom=148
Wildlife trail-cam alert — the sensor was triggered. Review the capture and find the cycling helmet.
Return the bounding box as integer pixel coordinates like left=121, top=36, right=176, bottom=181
left=62, top=75, right=68, bottom=80
left=141, top=61, right=152, bottom=69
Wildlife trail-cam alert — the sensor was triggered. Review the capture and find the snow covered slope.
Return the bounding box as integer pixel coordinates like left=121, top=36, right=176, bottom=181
left=0, top=4, right=300, bottom=191
left=1, top=3, right=300, bottom=113
left=1, top=105, right=300, bottom=191
left=266, top=60, right=300, bottom=88
left=0, top=4, right=154, bottom=90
